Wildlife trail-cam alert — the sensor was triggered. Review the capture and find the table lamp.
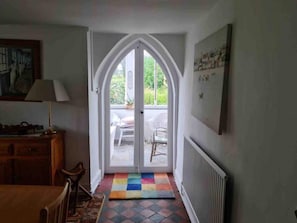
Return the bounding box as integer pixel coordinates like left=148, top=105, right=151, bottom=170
left=25, top=79, right=70, bottom=134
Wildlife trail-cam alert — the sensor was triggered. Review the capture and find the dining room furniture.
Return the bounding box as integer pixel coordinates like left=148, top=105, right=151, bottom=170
left=150, top=127, right=167, bottom=162
left=117, top=116, right=134, bottom=146
left=0, top=184, right=65, bottom=223
left=40, top=180, right=71, bottom=223
left=0, top=131, right=65, bottom=185
left=61, top=162, right=92, bottom=215
left=117, top=126, right=134, bottom=146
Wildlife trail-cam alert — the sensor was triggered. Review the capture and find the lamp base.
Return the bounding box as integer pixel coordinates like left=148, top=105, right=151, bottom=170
left=42, top=127, right=57, bottom=135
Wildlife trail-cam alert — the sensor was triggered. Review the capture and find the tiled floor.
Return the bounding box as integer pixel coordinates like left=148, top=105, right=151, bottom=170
left=97, top=174, right=190, bottom=223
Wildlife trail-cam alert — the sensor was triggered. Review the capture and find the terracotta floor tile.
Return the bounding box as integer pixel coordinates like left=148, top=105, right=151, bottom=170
left=156, top=200, right=170, bottom=207
left=161, top=218, right=176, bottom=223
left=122, top=220, right=134, bottom=223
left=103, top=209, right=117, bottom=219
left=122, top=200, right=135, bottom=208
left=141, top=219, right=155, bottom=223
left=140, top=209, right=155, bottom=218
left=158, top=208, right=173, bottom=217
left=139, top=200, right=154, bottom=208
left=121, top=209, right=136, bottom=218
left=107, top=200, right=120, bottom=208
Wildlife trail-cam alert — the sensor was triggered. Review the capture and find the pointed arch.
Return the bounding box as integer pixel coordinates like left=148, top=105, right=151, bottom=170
left=94, top=34, right=181, bottom=92
left=94, top=34, right=181, bottom=174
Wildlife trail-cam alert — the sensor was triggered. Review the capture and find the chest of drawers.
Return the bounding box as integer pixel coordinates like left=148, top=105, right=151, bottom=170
left=0, top=132, right=64, bottom=185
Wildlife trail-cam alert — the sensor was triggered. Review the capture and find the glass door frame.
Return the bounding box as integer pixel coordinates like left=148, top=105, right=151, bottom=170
left=104, top=41, right=173, bottom=173
left=138, top=43, right=173, bottom=172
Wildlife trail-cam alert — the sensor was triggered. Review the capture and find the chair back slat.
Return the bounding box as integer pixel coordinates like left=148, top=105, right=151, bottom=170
left=39, top=179, right=71, bottom=223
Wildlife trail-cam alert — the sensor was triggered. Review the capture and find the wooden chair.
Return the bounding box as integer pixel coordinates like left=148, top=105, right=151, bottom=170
left=39, top=179, right=71, bottom=223
left=60, top=162, right=93, bottom=215
left=150, top=127, right=167, bottom=162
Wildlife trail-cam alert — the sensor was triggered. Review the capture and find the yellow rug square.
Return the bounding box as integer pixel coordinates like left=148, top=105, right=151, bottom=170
left=142, top=184, right=156, bottom=191
left=126, top=191, right=142, bottom=198
left=113, top=178, right=127, bottom=184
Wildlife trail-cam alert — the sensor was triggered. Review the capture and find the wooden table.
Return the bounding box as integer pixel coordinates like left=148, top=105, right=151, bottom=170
left=0, top=185, right=64, bottom=223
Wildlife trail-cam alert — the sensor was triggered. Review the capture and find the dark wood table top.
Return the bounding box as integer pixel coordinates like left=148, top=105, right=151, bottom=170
left=0, top=185, right=64, bottom=223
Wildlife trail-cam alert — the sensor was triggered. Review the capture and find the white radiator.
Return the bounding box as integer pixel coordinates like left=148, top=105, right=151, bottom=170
left=182, top=137, right=228, bottom=223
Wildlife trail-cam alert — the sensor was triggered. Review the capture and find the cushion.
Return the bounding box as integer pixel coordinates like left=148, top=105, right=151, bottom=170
left=121, top=116, right=134, bottom=125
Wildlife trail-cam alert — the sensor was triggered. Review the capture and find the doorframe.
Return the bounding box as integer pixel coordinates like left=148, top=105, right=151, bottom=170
left=94, top=34, right=181, bottom=174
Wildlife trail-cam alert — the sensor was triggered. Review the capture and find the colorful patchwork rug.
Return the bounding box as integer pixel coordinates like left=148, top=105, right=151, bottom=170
left=109, top=173, right=175, bottom=199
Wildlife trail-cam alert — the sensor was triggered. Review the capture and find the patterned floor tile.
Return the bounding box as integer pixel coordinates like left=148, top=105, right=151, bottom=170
left=158, top=208, right=173, bottom=217
left=139, top=200, right=154, bottom=208
left=140, top=209, right=155, bottom=218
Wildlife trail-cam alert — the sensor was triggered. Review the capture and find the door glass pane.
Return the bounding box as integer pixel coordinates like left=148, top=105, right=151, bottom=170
left=143, top=50, right=168, bottom=167
left=110, top=50, right=135, bottom=167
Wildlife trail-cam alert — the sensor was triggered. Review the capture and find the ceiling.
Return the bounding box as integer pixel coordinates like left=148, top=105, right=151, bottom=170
left=0, top=0, right=218, bottom=33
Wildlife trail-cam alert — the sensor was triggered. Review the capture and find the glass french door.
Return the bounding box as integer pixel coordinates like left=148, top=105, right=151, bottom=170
left=107, top=42, right=172, bottom=173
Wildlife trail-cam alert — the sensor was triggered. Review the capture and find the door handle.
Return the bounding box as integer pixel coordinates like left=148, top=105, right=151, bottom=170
left=140, top=111, right=144, bottom=114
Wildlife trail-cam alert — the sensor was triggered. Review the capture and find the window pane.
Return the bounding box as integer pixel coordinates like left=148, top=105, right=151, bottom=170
left=110, top=62, right=125, bottom=105
left=143, top=50, right=168, bottom=106
left=110, top=50, right=135, bottom=106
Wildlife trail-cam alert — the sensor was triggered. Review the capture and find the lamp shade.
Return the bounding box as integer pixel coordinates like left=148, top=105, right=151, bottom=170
left=25, top=79, right=70, bottom=102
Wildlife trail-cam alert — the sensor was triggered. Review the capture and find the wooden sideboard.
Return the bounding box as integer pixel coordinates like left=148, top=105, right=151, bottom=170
left=0, top=131, right=64, bottom=185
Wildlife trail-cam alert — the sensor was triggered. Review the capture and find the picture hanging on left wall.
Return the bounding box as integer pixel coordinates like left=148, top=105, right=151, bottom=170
left=0, top=39, right=41, bottom=101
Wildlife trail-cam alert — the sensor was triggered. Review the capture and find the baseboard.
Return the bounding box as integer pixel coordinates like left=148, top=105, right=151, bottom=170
left=173, top=169, right=182, bottom=191
left=90, top=169, right=102, bottom=193
left=174, top=169, right=199, bottom=223
left=180, top=184, right=200, bottom=223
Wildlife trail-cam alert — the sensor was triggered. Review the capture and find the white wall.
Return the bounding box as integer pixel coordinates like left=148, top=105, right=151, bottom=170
left=151, top=34, right=185, bottom=74
left=92, top=33, right=127, bottom=78
left=177, top=0, right=297, bottom=222
left=0, top=25, right=90, bottom=185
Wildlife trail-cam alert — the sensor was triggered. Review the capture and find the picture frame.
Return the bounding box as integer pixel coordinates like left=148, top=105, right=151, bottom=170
left=191, top=24, right=232, bottom=135
left=0, top=39, right=41, bottom=101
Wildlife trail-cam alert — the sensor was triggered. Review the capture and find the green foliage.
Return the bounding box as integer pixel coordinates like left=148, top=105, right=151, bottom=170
left=157, top=87, right=168, bottom=105
left=110, top=55, right=168, bottom=106
left=110, top=75, right=125, bottom=104
left=144, top=87, right=168, bottom=105
left=144, top=56, right=166, bottom=89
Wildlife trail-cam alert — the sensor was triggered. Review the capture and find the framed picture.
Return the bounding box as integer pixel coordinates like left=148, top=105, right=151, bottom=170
left=0, top=39, right=41, bottom=101
left=192, top=24, right=232, bottom=135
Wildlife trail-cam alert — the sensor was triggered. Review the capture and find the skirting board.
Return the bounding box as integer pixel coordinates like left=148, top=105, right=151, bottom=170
left=90, top=169, right=102, bottom=193
left=173, top=169, right=182, bottom=192
left=174, top=169, right=199, bottom=223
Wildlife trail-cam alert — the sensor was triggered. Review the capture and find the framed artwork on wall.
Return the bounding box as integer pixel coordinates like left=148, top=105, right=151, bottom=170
left=191, top=24, right=232, bottom=135
left=0, top=39, right=41, bottom=101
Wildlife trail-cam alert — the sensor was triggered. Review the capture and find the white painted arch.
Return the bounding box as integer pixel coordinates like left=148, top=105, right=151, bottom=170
left=94, top=33, right=181, bottom=174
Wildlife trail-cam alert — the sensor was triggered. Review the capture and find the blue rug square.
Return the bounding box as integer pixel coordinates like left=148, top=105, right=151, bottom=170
left=141, top=173, right=154, bottom=179
left=127, top=184, right=141, bottom=190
